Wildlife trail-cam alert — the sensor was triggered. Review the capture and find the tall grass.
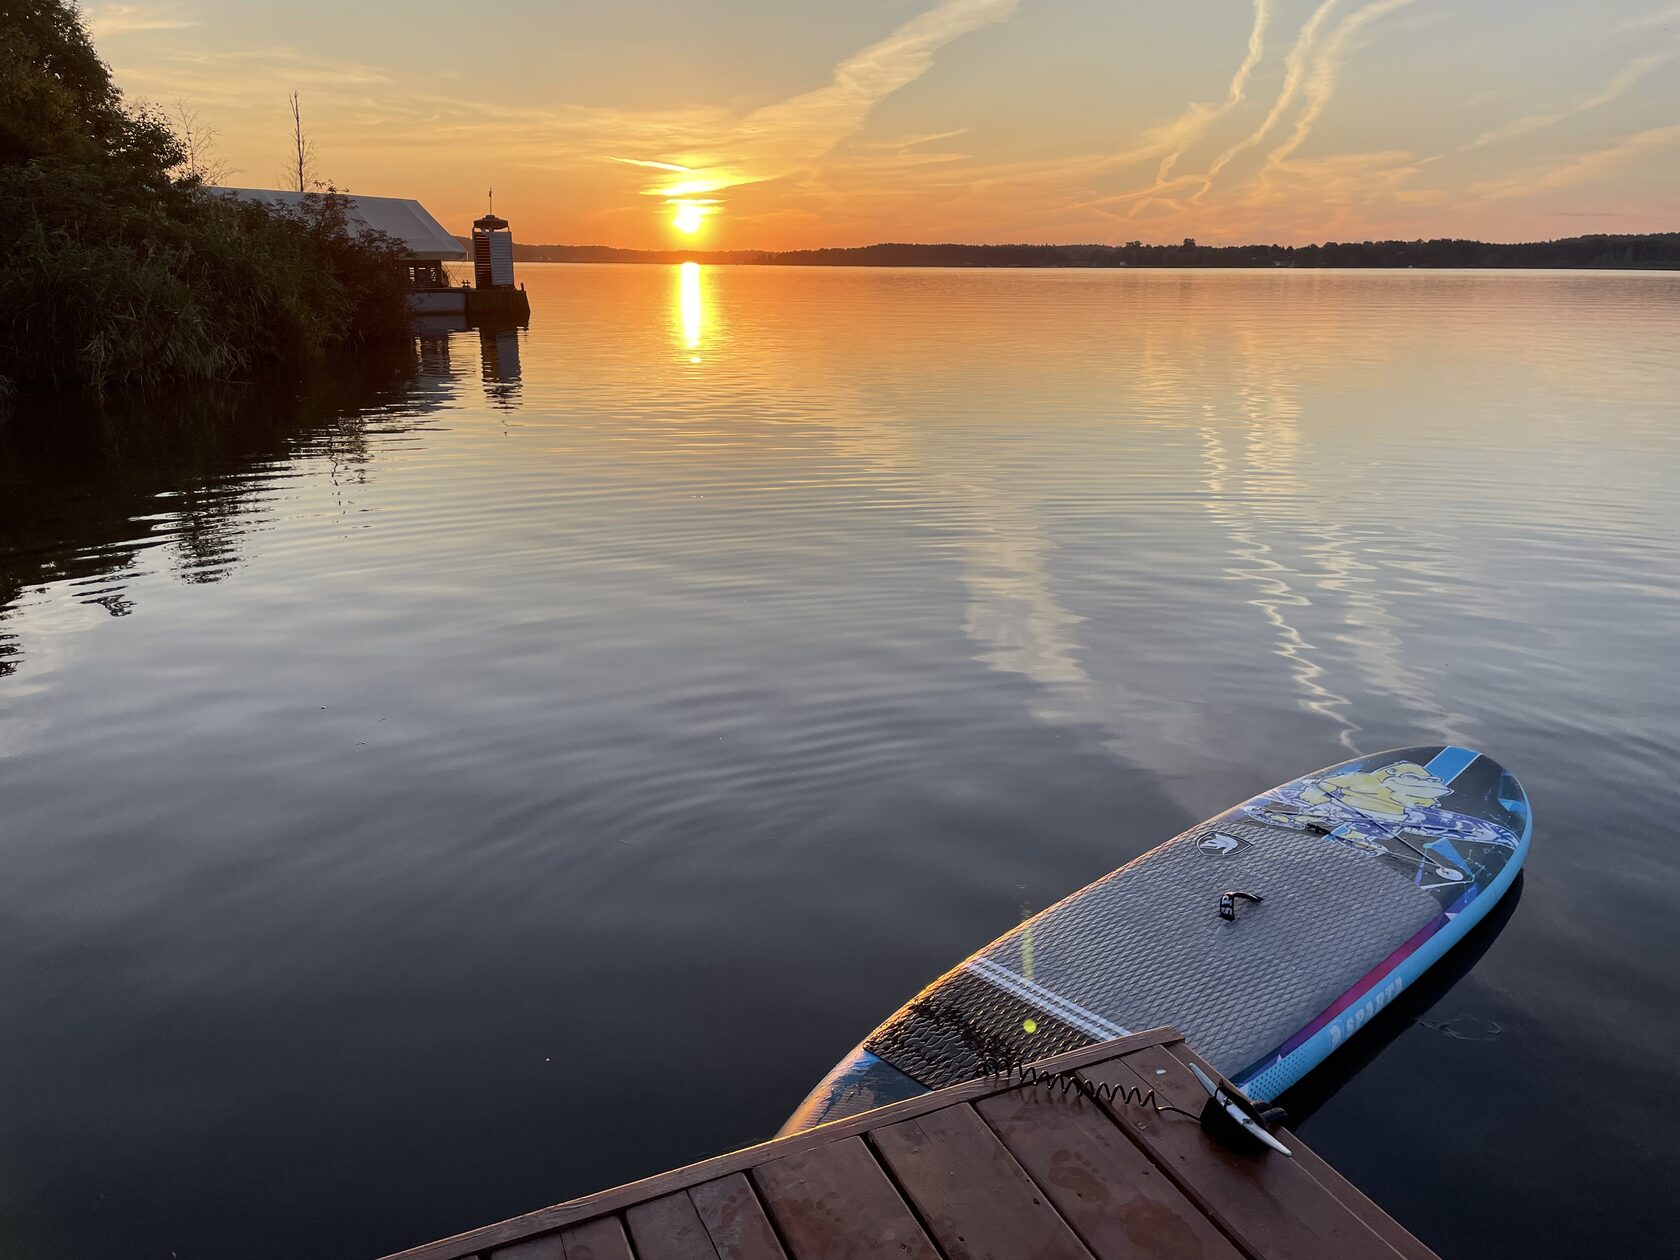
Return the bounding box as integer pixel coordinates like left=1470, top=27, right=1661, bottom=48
left=1, top=166, right=413, bottom=403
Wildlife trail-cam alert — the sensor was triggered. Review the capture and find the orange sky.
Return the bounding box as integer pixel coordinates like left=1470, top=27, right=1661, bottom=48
left=92, top=0, right=1680, bottom=249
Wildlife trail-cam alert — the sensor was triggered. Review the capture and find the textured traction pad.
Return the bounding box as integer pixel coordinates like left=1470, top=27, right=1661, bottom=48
left=865, top=968, right=1096, bottom=1090
left=865, top=816, right=1443, bottom=1089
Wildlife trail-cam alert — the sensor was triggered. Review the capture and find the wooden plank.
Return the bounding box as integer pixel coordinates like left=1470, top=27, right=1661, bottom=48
left=871, top=1103, right=1095, bottom=1260
left=977, top=1083, right=1243, bottom=1260
left=626, top=1192, right=720, bottom=1260
left=752, top=1135, right=941, bottom=1260
left=559, top=1216, right=635, bottom=1260
left=687, top=1174, right=789, bottom=1260
left=378, top=1029, right=1180, bottom=1260
left=1170, top=1045, right=1438, bottom=1260
left=1281, top=1144, right=1437, bottom=1260
left=1080, top=1044, right=1405, bottom=1260
left=490, top=1231, right=565, bottom=1260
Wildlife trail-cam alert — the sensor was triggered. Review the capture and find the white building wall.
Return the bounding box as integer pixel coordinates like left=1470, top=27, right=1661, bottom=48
left=489, top=233, right=514, bottom=287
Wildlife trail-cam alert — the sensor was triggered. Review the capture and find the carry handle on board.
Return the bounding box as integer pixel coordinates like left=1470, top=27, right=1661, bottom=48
left=1218, top=890, right=1264, bottom=921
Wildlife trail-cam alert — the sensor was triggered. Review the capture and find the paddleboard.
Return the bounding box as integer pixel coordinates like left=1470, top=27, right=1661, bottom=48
left=783, top=745, right=1529, bottom=1133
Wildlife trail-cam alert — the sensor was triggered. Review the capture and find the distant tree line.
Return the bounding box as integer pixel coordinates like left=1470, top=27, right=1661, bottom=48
left=1, top=1, right=411, bottom=406
left=508, top=233, right=1680, bottom=270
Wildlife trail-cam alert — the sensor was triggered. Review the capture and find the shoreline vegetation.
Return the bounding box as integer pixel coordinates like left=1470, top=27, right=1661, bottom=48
left=507, top=234, right=1680, bottom=270
left=1, top=1, right=412, bottom=407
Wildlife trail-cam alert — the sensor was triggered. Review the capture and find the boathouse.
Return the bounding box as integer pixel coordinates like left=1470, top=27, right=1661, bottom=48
left=210, top=188, right=527, bottom=322
left=211, top=187, right=467, bottom=288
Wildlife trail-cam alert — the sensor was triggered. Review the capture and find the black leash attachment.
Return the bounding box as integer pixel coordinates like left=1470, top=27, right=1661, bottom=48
left=1218, top=889, right=1264, bottom=921
left=1190, top=1061, right=1292, bottom=1155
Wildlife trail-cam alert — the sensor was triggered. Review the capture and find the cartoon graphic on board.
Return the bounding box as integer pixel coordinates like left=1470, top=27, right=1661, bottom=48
left=1243, top=759, right=1519, bottom=898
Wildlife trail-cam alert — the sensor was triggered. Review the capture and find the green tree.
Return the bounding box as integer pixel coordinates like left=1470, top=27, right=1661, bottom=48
left=0, top=0, right=179, bottom=170
left=0, top=0, right=410, bottom=404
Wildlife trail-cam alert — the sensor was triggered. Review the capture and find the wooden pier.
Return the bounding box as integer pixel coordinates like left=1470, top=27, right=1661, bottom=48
left=382, top=1027, right=1438, bottom=1260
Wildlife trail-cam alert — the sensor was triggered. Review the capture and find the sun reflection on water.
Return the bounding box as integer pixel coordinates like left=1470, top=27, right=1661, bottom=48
left=678, top=261, right=704, bottom=362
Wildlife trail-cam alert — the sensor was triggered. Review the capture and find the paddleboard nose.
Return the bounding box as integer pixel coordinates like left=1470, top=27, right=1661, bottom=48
left=778, top=1047, right=927, bottom=1136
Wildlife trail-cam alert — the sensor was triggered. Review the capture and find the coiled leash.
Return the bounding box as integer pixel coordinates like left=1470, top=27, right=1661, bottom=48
left=981, top=1055, right=1200, bottom=1120
left=982, top=1053, right=1291, bottom=1157
left=909, top=995, right=1291, bottom=1156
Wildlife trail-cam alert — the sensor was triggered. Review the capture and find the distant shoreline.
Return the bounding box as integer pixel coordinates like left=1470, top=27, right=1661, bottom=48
left=485, top=233, right=1680, bottom=271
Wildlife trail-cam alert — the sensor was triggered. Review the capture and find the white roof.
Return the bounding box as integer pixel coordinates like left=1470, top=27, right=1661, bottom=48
left=212, top=188, right=468, bottom=261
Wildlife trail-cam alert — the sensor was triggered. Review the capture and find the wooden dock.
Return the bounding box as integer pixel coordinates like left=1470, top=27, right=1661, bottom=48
left=382, top=1027, right=1438, bottom=1260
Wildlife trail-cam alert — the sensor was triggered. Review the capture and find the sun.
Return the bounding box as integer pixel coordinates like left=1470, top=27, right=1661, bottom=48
left=671, top=200, right=707, bottom=235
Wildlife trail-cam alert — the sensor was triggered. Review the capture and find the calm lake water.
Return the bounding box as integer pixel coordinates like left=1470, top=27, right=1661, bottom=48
left=3, top=265, right=1678, bottom=1258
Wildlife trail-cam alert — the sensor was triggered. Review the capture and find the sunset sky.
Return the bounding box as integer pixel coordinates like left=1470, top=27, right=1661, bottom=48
left=91, top=0, right=1680, bottom=249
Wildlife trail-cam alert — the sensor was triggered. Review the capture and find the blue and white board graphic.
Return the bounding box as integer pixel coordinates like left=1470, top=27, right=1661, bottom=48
left=783, top=746, right=1530, bottom=1133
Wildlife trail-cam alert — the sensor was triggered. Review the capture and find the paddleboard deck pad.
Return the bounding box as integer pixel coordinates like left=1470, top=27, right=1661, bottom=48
left=783, top=745, right=1529, bottom=1133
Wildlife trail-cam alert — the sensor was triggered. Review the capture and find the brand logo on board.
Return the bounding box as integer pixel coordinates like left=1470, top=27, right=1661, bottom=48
left=1327, top=974, right=1406, bottom=1049
left=1196, top=831, right=1252, bottom=857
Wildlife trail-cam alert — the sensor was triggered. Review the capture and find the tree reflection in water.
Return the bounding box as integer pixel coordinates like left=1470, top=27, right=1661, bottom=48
left=0, top=341, right=452, bottom=679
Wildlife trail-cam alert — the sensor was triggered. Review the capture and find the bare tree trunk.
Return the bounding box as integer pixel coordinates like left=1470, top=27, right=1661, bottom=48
left=174, top=98, right=229, bottom=184
left=288, top=91, right=315, bottom=192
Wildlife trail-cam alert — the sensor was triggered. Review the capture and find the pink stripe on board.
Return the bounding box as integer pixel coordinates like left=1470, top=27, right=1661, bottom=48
left=1268, top=913, right=1447, bottom=1061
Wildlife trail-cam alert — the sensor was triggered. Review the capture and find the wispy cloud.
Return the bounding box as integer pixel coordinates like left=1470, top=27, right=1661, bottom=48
left=1478, top=119, right=1680, bottom=196
left=1155, top=0, right=1272, bottom=183
left=84, top=4, right=197, bottom=36
left=1056, top=1, right=1274, bottom=219
left=1261, top=0, right=1417, bottom=173
left=1201, top=0, right=1344, bottom=188
left=1072, top=0, right=1428, bottom=239
left=609, top=158, right=692, bottom=174
left=1117, top=0, right=1411, bottom=218
left=1109, top=0, right=1272, bottom=218
left=1617, top=5, right=1680, bottom=33
left=1464, top=47, right=1679, bottom=149
left=620, top=0, right=1020, bottom=203
left=114, top=46, right=392, bottom=109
